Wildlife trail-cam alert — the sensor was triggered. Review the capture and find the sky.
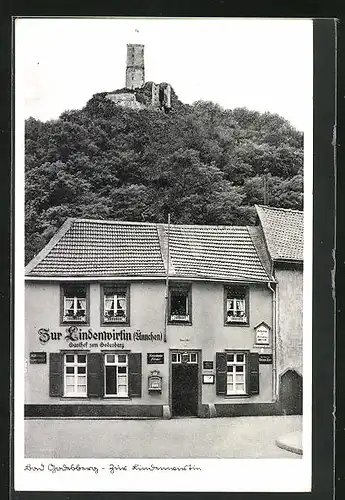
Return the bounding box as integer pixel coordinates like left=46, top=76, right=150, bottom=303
left=15, top=18, right=313, bottom=132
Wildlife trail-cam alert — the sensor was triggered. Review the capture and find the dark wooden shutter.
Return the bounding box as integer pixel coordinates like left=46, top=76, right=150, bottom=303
left=216, top=352, right=227, bottom=395
left=87, top=353, right=104, bottom=398
left=49, top=353, right=63, bottom=397
left=128, top=353, right=142, bottom=398
left=249, top=352, right=260, bottom=395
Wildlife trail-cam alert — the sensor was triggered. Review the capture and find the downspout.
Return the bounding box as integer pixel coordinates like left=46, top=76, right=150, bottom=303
left=267, top=280, right=277, bottom=401
left=163, top=214, right=171, bottom=343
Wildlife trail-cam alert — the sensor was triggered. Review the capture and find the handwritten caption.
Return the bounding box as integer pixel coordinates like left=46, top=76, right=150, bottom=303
left=24, top=463, right=202, bottom=474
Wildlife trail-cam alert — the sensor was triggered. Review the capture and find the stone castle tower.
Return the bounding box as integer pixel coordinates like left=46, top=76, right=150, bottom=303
left=106, top=43, right=172, bottom=112
left=125, top=44, right=145, bottom=90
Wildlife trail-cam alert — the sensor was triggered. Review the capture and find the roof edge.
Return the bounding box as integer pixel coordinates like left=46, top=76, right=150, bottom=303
left=64, top=218, right=158, bottom=227
left=255, top=204, right=303, bottom=214
left=30, top=218, right=256, bottom=230
left=25, top=275, right=277, bottom=284
left=25, top=218, right=75, bottom=275
left=158, top=222, right=254, bottom=230
left=246, top=226, right=273, bottom=281
left=254, top=205, right=278, bottom=261
left=156, top=225, right=177, bottom=275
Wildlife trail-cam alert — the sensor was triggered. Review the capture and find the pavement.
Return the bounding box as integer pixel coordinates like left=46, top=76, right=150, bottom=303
left=276, top=430, right=303, bottom=455
left=25, top=415, right=302, bottom=459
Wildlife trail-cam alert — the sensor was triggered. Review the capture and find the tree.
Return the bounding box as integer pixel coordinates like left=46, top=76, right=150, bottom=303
left=24, top=88, right=304, bottom=263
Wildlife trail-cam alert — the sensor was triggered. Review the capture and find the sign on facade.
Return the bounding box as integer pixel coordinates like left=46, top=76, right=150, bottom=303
left=258, top=354, right=273, bottom=364
left=29, top=352, right=47, bottom=364
left=202, top=374, right=215, bottom=384
left=147, top=353, right=164, bottom=364
left=254, top=322, right=270, bottom=345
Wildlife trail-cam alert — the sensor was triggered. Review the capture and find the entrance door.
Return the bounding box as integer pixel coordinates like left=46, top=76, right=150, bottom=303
left=171, top=351, right=199, bottom=417
left=279, top=370, right=303, bottom=415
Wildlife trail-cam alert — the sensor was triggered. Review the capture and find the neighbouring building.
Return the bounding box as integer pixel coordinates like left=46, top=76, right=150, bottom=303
left=24, top=212, right=303, bottom=419
left=255, top=205, right=304, bottom=415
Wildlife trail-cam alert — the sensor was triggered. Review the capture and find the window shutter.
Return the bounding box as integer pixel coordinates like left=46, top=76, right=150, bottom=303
left=128, top=353, right=142, bottom=398
left=216, top=352, right=227, bottom=395
left=87, top=353, right=104, bottom=398
left=249, top=352, right=260, bottom=395
left=49, top=353, right=63, bottom=397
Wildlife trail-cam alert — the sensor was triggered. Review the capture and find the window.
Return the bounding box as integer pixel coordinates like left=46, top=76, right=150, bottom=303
left=102, top=285, right=129, bottom=325
left=169, top=284, right=191, bottom=323
left=64, top=353, right=87, bottom=396
left=224, top=286, right=248, bottom=324
left=226, top=352, right=247, bottom=395
left=49, top=353, right=142, bottom=399
left=62, top=284, right=88, bottom=324
left=104, top=353, right=128, bottom=397
left=171, top=352, right=198, bottom=364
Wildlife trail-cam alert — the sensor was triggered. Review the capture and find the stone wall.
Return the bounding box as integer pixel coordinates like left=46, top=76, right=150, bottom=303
left=105, top=92, right=145, bottom=110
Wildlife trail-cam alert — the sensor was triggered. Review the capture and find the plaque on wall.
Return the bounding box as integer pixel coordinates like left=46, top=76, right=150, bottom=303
left=203, top=361, right=214, bottom=370
left=147, top=352, right=164, bottom=364
left=202, top=374, right=215, bottom=384
left=29, top=352, right=47, bottom=364
left=254, top=321, right=271, bottom=345
left=258, top=354, right=273, bottom=364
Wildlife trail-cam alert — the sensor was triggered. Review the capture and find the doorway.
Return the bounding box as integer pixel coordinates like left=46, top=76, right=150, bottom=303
left=279, top=369, right=303, bottom=415
left=171, top=351, right=200, bottom=417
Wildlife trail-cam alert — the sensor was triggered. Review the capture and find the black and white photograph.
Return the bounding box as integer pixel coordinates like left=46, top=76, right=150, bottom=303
left=14, top=17, right=313, bottom=492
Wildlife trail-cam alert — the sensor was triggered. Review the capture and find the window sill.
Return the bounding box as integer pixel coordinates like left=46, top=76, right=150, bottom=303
left=224, top=394, right=250, bottom=399
left=61, top=322, right=90, bottom=327
left=103, top=396, right=130, bottom=400
left=101, top=321, right=130, bottom=327
left=224, top=322, right=249, bottom=327
left=168, top=321, right=192, bottom=326
left=62, top=396, right=89, bottom=399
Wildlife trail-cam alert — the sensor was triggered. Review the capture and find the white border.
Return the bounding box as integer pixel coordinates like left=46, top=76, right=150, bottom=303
left=14, top=17, right=313, bottom=492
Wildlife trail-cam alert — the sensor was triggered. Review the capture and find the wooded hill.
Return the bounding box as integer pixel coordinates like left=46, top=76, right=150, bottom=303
left=25, top=83, right=303, bottom=264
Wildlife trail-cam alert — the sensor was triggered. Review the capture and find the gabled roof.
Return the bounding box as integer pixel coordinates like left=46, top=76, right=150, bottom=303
left=255, top=205, right=303, bottom=262
left=25, top=218, right=272, bottom=282
left=25, top=219, right=166, bottom=278
left=165, top=224, right=270, bottom=282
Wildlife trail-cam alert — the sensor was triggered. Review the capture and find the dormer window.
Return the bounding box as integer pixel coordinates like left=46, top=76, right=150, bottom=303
left=224, top=286, right=249, bottom=325
left=61, top=284, right=88, bottom=324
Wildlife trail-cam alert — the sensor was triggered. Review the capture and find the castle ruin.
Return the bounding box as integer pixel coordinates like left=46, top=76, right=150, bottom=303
left=105, top=43, right=172, bottom=113
left=125, top=44, right=145, bottom=90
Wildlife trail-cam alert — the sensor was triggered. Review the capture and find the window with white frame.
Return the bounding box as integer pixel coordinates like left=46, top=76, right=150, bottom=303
left=104, top=353, right=128, bottom=396
left=102, top=286, right=129, bottom=324
left=225, top=286, right=248, bottom=324
left=64, top=353, right=87, bottom=396
left=169, top=284, right=191, bottom=323
left=171, top=352, right=198, bottom=364
left=226, top=352, right=247, bottom=395
left=62, top=285, right=87, bottom=323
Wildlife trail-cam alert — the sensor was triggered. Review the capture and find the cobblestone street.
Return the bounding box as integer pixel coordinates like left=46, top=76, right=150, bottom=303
left=25, top=415, right=302, bottom=459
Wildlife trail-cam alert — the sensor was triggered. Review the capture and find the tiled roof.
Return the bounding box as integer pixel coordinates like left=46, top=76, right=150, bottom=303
left=25, top=218, right=272, bottom=282
left=255, top=205, right=303, bottom=262
left=26, top=219, right=166, bottom=277
left=166, top=224, right=270, bottom=282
